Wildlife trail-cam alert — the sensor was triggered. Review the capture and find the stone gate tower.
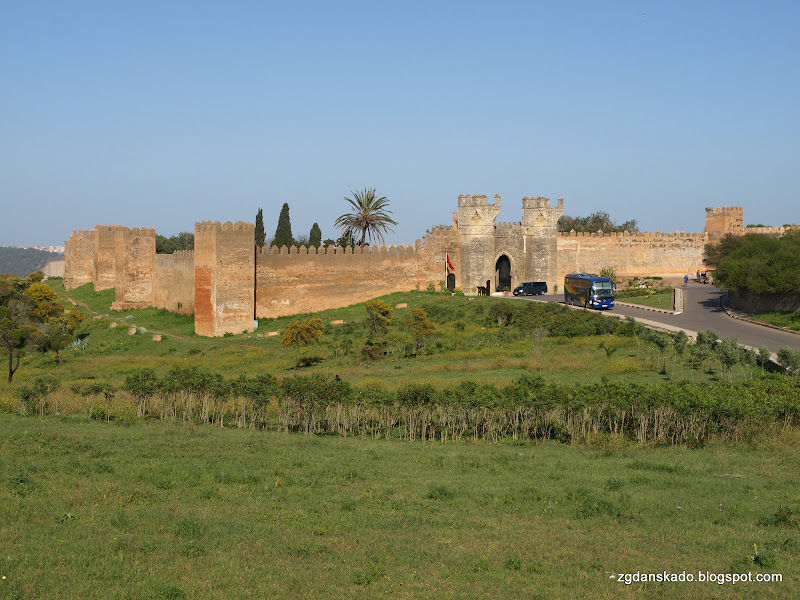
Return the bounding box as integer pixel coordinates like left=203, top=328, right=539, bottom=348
left=456, top=194, right=501, bottom=293
left=522, top=196, right=563, bottom=288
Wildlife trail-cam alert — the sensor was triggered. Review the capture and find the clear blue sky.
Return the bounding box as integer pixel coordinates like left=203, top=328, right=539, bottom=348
left=2, top=1, right=798, bottom=247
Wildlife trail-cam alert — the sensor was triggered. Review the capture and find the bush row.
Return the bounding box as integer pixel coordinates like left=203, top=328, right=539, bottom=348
left=15, top=369, right=800, bottom=447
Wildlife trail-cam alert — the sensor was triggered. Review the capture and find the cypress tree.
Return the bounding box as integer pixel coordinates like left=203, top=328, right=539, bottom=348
left=255, top=208, right=266, bottom=248
left=273, top=203, right=294, bottom=249
left=309, top=223, right=322, bottom=248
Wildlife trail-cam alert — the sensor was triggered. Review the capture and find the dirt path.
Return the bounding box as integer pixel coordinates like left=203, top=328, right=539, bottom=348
left=62, top=289, right=189, bottom=341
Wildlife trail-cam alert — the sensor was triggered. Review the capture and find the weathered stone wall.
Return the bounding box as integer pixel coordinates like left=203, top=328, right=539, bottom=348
left=430, top=225, right=461, bottom=289
left=42, top=260, right=65, bottom=279
left=64, top=229, right=95, bottom=290
left=111, top=228, right=156, bottom=310
left=728, top=289, right=800, bottom=314
left=556, top=231, right=707, bottom=281
left=195, top=221, right=255, bottom=336
left=743, top=225, right=800, bottom=236
left=255, top=237, right=442, bottom=319
left=153, top=250, right=194, bottom=314
left=93, top=225, right=123, bottom=291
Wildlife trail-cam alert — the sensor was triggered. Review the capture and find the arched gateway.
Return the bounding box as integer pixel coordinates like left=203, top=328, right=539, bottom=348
left=495, top=255, right=511, bottom=292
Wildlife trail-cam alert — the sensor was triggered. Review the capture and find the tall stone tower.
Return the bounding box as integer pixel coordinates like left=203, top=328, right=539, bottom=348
left=456, top=194, right=501, bottom=293
left=110, top=227, right=156, bottom=310
left=704, top=207, right=744, bottom=240
left=194, top=221, right=255, bottom=337
left=64, top=229, right=95, bottom=290
left=93, top=225, right=125, bottom=291
left=522, top=196, right=563, bottom=290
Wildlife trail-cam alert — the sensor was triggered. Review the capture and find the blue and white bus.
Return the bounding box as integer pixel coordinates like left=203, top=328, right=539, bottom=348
left=564, top=273, right=615, bottom=309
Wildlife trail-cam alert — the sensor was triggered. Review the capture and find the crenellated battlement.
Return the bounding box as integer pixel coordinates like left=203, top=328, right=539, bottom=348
left=457, top=193, right=500, bottom=208
left=257, top=243, right=417, bottom=257
left=744, top=225, right=799, bottom=236
left=194, top=220, right=254, bottom=233
left=114, top=226, right=156, bottom=238
left=522, top=196, right=564, bottom=210
left=154, top=250, right=195, bottom=266
left=558, top=230, right=705, bottom=240
left=495, top=222, right=522, bottom=236
left=705, top=207, right=743, bottom=216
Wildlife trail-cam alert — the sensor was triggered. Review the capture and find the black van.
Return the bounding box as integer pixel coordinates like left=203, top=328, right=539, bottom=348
left=512, top=281, right=548, bottom=296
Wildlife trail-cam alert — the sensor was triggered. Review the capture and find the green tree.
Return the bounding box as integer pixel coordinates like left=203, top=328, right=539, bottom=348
left=365, top=299, right=394, bottom=342
left=124, top=368, right=160, bottom=418
left=17, top=376, right=60, bottom=416
left=255, top=208, right=266, bottom=248
left=336, top=232, right=356, bottom=248
left=599, top=267, right=617, bottom=283
left=672, top=330, right=689, bottom=377
left=706, top=231, right=800, bottom=295
left=558, top=211, right=639, bottom=234
left=716, top=338, right=742, bottom=382
left=156, top=232, right=194, bottom=254
left=23, top=283, right=61, bottom=322
left=309, top=223, right=322, bottom=248
left=29, top=311, right=85, bottom=364
left=1, top=304, right=30, bottom=383
left=649, top=331, right=670, bottom=374
left=405, top=308, right=436, bottom=354
left=2, top=277, right=64, bottom=382
left=282, top=317, right=324, bottom=367
left=777, top=346, right=800, bottom=375
left=625, top=316, right=646, bottom=358
left=335, top=188, right=398, bottom=247
left=757, top=345, right=772, bottom=370
left=490, top=301, right=515, bottom=326
left=273, top=203, right=294, bottom=249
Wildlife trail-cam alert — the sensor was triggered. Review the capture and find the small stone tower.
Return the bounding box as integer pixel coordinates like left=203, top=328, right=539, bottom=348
left=455, top=194, right=501, bottom=293
left=522, top=196, right=563, bottom=290
left=704, top=207, right=743, bottom=240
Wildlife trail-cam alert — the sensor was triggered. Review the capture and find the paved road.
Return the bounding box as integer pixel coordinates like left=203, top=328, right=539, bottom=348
left=521, top=283, right=800, bottom=354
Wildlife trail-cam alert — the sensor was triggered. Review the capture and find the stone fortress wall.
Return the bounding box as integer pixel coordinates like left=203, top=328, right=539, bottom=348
left=254, top=229, right=454, bottom=319
left=556, top=230, right=708, bottom=281
left=153, top=251, right=195, bottom=315
left=65, top=197, right=771, bottom=337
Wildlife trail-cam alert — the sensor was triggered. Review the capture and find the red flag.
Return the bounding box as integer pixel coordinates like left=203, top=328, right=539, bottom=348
left=446, top=252, right=454, bottom=272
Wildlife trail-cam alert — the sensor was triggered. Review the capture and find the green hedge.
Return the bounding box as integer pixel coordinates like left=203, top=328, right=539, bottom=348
left=21, top=368, right=800, bottom=447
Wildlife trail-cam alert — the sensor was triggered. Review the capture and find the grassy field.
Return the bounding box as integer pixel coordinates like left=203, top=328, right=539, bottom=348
left=8, top=281, right=753, bottom=403
left=617, top=292, right=674, bottom=311
left=751, top=312, right=800, bottom=332
left=2, top=415, right=798, bottom=600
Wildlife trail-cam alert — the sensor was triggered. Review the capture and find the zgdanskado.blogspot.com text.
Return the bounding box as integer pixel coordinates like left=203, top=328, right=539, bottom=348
left=611, top=571, right=782, bottom=586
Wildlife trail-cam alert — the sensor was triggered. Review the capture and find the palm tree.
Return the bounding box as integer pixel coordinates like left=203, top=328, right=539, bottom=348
left=334, top=188, right=398, bottom=247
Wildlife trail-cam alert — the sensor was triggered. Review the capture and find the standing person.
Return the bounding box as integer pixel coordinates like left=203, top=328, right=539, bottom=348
left=684, top=274, right=689, bottom=287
